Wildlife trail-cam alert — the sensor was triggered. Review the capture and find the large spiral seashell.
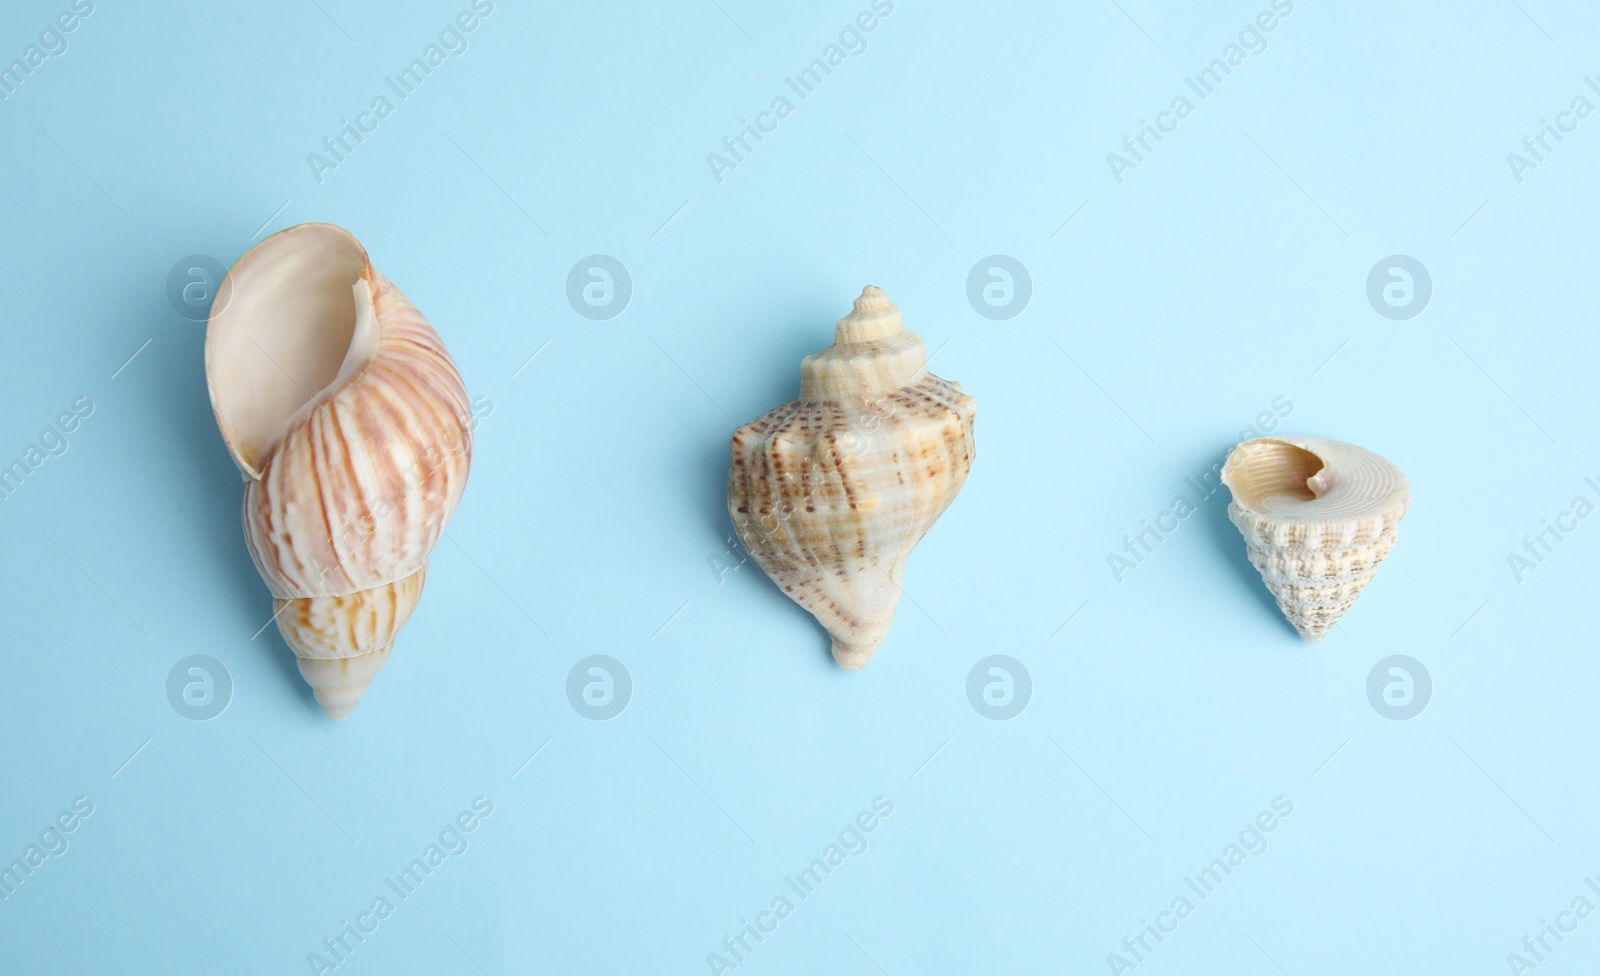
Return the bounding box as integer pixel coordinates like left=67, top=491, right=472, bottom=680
left=1221, top=436, right=1409, bottom=641
left=728, top=286, right=976, bottom=669
left=205, top=223, right=472, bottom=719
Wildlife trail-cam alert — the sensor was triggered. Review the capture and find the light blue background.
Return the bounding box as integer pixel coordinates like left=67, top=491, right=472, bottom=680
left=2, top=0, right=1597, bottom=973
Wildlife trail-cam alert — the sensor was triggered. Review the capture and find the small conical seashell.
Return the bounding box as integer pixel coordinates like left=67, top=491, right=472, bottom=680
left=205, top=223, right=473, bottom=719
left=728, top=286, right=976, bottom=669
left=1221, top=436, right=1409, bottom=641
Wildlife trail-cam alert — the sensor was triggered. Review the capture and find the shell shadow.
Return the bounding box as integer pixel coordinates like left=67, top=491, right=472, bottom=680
left=694, top=306, right=825, bottom=544
left=698, top=429, right=834, bottom=668
left=158, top=311, right=322, bottom=714
left=255, top=624, right=324, bottom=719
left=695, top=432, right=735, bottom=554
left=1195, top=457, right=1300, bottom=641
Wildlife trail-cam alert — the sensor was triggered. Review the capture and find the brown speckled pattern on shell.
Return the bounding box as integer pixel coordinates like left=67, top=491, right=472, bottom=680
left=728, top=373, right=976, bottom=666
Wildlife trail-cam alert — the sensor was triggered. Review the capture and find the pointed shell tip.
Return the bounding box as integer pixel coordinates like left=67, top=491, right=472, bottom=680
left=851, top=285, right=893, bottom=316
left=831, top=637, right=882, bottom=670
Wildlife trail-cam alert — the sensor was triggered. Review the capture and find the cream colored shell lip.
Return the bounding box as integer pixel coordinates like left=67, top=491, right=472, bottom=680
left=205, top=221, right=377, bottom=481
left=1221, top=436, right=1409, bottom=641
left=1223, top=436, right=1410, bottom=524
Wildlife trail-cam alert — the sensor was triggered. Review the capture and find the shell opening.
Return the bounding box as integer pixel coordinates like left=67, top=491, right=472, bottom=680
left=205, top=223, right=379, bottom=478
left=1224, top=440, right=1326, bottom=513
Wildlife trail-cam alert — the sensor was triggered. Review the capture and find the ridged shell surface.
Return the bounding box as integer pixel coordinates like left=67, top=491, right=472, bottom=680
left=240, top=269, right=471, bottom=599
left=1221, top=436, right=1409, bottom=641
left=728, top=286, right=975, bottom=669
left=206, top=223, right=472, bottom=719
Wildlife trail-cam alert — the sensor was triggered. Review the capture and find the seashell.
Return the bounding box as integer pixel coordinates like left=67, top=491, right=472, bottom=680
left=728, top=286, right=976, bottom=670
left=205, top=223, right=473, bottom=720
left=1221, top=436, right=1409, bottom=641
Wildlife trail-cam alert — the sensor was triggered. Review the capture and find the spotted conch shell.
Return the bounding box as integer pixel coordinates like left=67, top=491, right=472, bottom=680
left=728, top=286, right=976, bottom=669
left=205, top=223, right=473, bottom=719
left=1221, top=436, right=1409, bottom=641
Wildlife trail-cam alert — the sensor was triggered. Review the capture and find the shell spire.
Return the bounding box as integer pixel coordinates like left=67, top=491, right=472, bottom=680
left=1221, top=436, right=1409, bottom=641
left=729, top=286, right=975, bottom=669
left=799, top=286, right=926, bottom=400
left=205, top=223, right=473, bottom=720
